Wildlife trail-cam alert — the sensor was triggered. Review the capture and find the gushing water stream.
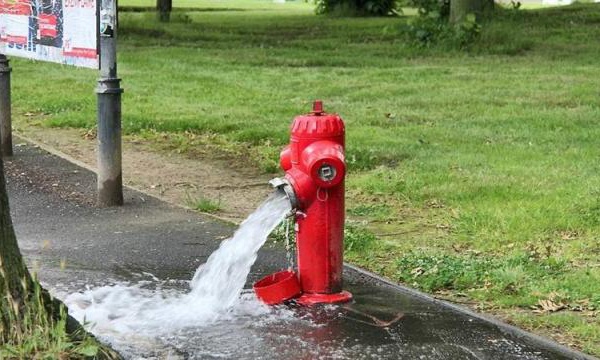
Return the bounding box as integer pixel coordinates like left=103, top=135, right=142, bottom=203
left=188, top=190, right=291, bottom=312
left=65, top=190, right=293, bottom=340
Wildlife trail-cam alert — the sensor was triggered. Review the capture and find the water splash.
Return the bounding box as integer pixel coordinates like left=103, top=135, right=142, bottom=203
left=65, top=190, right=292, bottom=336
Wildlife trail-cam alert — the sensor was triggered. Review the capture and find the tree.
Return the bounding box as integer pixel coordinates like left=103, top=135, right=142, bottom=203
left=0, top=157, right=120, bottom=358
left=157, top=0, right=172, bottom=22
left=0, top=155, right=69, bottom=341
left=0, top=156, right=41, bottom=341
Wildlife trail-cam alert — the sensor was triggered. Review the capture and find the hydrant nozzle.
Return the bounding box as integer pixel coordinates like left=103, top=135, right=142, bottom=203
left=268, top=177, right=298, bottom=210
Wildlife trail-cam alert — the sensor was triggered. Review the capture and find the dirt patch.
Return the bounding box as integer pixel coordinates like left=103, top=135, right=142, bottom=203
left=15, top=127, right=274, bottom=223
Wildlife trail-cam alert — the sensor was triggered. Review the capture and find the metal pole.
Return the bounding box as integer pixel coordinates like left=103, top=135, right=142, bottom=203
left=0, top=54, right=12, bottom=157
left=96, top=0, right=123, bottom=206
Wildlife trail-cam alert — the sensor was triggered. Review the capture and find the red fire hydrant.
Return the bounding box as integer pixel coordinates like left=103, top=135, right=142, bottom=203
left=254, top=100, right=352, bottom=306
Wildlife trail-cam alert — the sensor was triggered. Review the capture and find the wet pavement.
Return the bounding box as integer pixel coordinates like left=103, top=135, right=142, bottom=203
left=5, top=141, right=595, bottom=360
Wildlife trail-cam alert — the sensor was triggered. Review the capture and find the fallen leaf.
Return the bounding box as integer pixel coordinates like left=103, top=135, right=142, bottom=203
left=534, top=299, right=566, bottom=313
left=410, top=267, right=424, bottom=277
left=559, top=230, right=578, bottom=240
left=82, top=126, right=97, bottom=140
left=436, top=223, right=451, bottom=230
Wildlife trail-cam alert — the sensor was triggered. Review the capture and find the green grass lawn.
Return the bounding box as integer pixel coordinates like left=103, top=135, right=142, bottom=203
left=8, top=0, right=600, bottom=355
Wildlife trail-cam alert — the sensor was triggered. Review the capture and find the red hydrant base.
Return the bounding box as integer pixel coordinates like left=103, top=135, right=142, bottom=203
left=295, top=290, right=353, bottom=306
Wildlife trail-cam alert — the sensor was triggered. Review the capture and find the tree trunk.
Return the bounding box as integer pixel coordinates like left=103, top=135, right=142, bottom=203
left=0, top=157, right=121, bottom=357
left=0, top=156, right=36, bottom=341
left=0, top=157, right=68, bottom=342
left=450, top=0, right=494, bottom=24
left=156, top=0, right=172, bottom=22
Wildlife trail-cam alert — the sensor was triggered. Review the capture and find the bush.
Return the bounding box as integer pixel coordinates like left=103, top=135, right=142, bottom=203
left=344, top=225, right=377, bottom=252
left=401, top=0, right=480, bottom=49
left=404, top=11, right=481, bottom=48
left=315, top=0, right=401, bottom=16
left=402, top=0, right=450, bottom=18
left=395, top=251, right=569, bottom=294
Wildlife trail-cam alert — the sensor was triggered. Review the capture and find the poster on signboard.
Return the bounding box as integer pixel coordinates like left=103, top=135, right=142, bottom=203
left=0, top=0, right=98, bottom=68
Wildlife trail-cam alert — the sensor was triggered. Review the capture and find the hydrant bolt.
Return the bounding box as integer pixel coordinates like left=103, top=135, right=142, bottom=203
left=318, top=164, right=336, bottom=182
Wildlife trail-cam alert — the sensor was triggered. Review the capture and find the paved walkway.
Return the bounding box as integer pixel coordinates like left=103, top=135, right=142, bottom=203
left=5, top=142, right=594, bottom=360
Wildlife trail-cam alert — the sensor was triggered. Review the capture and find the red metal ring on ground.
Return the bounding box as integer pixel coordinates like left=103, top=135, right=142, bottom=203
left=253, top=270, right=302, bottom=305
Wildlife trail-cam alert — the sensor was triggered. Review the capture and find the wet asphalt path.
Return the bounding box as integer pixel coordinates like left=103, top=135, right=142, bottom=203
left=4, top=142, right=594, bottom=360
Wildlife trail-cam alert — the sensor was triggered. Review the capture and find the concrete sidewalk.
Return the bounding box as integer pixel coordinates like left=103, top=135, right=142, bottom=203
left=5, top=141, right=595, bottom=360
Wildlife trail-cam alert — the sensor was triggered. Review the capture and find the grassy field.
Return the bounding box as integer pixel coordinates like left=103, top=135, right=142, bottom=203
left=8, top=0, right=600, bottom=355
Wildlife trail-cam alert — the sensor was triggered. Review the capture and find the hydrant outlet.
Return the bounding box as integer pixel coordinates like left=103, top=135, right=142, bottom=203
left=268, top=177, right=299, bottom=210
left=301, top=141, right=345, bottom=188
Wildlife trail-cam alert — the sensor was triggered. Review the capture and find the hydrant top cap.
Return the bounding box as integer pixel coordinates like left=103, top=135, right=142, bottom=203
left=312, top=100, right=324, bottom=114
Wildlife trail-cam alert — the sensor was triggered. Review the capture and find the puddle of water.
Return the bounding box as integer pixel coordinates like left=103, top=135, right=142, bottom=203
left=65, top=190, right=295, bottom=346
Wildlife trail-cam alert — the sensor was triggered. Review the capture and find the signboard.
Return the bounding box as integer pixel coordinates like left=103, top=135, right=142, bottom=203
left=0, top=0, right=98, bottom=68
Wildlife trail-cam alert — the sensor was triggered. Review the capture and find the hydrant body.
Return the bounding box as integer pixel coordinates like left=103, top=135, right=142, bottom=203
left=279, top=101, right=352, bottom=305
